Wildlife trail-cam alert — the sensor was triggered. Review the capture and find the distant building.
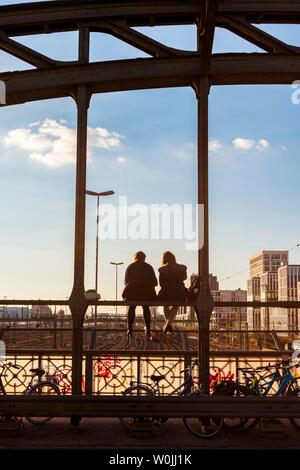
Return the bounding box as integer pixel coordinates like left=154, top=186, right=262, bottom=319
left=31, top=305, right=53, bottom=319
left=250, top=251, right=288, bottom=278
left=187, top=273, right=220, bottom=321
left=277, top=265, right=300, bottom=330
left=247, top=277, right=261, bottom=329
left=0, top=306, right=31, bottom=319
left=209, top=274, right=219, bottom=291
left=184, top=274, right=246, bottom=327
left=247, top=250, right=288, bottom=330
left=212, top=288, right=247, bottom=329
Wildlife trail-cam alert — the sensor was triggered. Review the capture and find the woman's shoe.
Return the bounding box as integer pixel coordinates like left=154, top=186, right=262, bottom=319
left=144, top=327, right=152, bottom=340
left=127, top=330, right=132, bottom=339
left=163, top=325, right=172, bottom=334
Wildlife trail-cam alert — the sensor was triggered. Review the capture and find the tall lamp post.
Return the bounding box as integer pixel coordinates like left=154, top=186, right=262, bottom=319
left=86, top=189, right=114, bottom=327
left=110, top=262, right=124, bottom=315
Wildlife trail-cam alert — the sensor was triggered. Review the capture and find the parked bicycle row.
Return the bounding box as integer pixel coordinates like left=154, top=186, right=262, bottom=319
left=1, top=357, right=299, bottom=439
left=119, top=358, right=300, bottom=438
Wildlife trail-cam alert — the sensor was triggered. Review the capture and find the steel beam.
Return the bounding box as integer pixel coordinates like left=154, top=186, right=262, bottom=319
left=0, top=32, right=55, bottom=68
left=92, top=19, right=180, bottom=57
left=1, top=1, right=300, bottom=39
left=218, top=0, right=300, bottom=23
left=3, top=349, right=294, bottom=357
left=69, top=31, right=91, bottom=397
left=0, top=395, right=300, bottom=419
left=69, top=85, right=89, bottom=396
left=218, top=15, right=299, bottom=53
left=1, top=299, right=300, bottom=309
left=195, top=76, right=212, bottom=395
left=0, top=56, right=200, bottom=106
left=1, top=53, right=300, bottom=108
left=198, top=0, right=218, bottom=72
left=211, top=53, right=300, bottom=85
left=0, top=1, right=202, bottom=36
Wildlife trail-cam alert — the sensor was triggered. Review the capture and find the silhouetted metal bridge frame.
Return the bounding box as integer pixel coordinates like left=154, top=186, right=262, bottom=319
left=1, top=1, right=300, bottom=415
left=1, top=396, right=300, bottom=419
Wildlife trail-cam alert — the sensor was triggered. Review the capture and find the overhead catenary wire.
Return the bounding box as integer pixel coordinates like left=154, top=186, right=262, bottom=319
left=219, top=242, right=300, bottom=283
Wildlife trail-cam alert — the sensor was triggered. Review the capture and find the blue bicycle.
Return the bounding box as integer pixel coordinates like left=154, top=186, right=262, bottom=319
left=213, top=359, right=300, bottom=432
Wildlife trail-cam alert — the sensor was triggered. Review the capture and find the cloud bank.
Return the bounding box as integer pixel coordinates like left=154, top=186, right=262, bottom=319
left=1, top=119, right=122, bottom=167
left=232, top=137, right=270, bottom=151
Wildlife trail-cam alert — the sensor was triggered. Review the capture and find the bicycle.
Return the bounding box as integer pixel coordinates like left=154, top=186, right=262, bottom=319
left=119, top=360, right=223, bottom=438
left=281, top=361, right=300, bottom=431
left=213, top=360, right=300, bottom=433
left=0, top=360, right=60, bottom=425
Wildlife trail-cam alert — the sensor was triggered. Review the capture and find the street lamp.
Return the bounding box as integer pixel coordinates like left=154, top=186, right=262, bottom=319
left=110, top=262, right=124, bottom=315
left=86, top=189, right=115, bottom=327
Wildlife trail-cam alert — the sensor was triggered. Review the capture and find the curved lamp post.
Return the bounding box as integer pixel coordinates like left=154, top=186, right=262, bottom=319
left=110, top=262, right=124, bottom=315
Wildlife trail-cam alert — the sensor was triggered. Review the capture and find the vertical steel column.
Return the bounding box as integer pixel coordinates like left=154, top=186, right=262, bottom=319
left=70, top=85, right=90, bottom=395
left=69, top=29, right=90, bottom=396
left=195, top=76, right=213, bottom=394
left=94, top=195, right=100, bottom=328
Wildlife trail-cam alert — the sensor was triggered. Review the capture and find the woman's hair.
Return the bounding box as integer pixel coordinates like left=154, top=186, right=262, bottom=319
left=162, top=251, right=176, bottom=266
left=134, top=251, right=146, bottom=262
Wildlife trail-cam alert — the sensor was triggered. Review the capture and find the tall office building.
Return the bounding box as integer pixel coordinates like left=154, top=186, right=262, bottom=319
left=277, top=265, right=300, bottom=330
left=247, top=276, right=261, bottom=329
left=250, top=251, right=288, bottom=277
left=247, top=251, right=288, bottom=329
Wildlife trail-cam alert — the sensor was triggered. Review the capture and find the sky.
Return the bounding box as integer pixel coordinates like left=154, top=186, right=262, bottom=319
left=1, top=1, right=300, bottom=300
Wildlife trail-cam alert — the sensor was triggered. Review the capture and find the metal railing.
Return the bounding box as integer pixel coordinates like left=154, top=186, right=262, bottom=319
left=2, top=349, right=298, bottom=396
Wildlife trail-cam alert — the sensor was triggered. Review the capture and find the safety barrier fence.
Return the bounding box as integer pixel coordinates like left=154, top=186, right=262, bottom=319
left=2, top=349, right=298, bottom=396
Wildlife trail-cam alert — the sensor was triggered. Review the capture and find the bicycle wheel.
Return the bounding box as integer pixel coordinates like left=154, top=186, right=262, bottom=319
left=213, top=381, right=259, bottom=433
left=286, top=385, right=300, bottom=431
left=25, top=381, right=60, bottom=425
left=183, top=392, right=223, bottom=438
left=119, top=384, right=154, bottom=430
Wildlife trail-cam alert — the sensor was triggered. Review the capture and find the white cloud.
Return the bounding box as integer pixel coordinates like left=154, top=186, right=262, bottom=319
left=256, top=139, right=270, bottom=151
left=116, top=156, right=130, bottom=165
left=232, top=137, right=271, bottom=152
left=209, top=139, right=222, bottom=153
left=232, top=137, right=255, bottom=150
left=1, top=119, right=122, bottom=167
left=173, top=142, right=196, bottom=161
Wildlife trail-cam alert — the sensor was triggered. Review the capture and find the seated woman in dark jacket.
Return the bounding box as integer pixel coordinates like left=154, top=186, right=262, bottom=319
left=158, top=251, right=187, bottom=334
left=122, top=251, right=157, bottom=339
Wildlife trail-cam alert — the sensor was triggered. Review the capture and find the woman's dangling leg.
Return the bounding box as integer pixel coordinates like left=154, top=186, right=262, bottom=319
left=143, top=306, right=151, bottom=339
left=127, top=306, right=136, bottom=337
left=166, top=306, right=179, bottom=332
left=163, top=306, right=171, bottom=333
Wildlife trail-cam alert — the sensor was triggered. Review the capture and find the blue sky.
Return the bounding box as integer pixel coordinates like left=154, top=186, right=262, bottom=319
left=0, top=0, right=300, bottom=300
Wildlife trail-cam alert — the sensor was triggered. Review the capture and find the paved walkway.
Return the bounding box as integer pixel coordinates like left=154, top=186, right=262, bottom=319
left=0, top=417, right=299, bottom=450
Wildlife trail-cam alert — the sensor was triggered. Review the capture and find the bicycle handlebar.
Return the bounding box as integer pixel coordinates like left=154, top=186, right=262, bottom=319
left=1, top=361, right=21, bottom=370
left=238, top=361, right=300, bottom=379
left=180, top=360, right=199, bottom=374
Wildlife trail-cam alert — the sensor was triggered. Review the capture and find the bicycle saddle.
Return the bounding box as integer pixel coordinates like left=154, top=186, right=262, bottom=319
left=30, top=368, right=45, bottom=377
left=150, top=374, right=165, bottom=382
